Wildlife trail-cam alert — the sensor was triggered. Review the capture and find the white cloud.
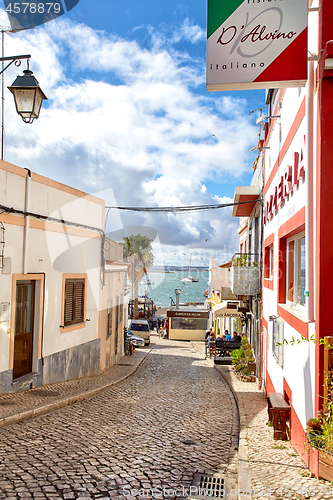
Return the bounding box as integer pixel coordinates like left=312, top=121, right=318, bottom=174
left=0, top=10, right=258, bottom=262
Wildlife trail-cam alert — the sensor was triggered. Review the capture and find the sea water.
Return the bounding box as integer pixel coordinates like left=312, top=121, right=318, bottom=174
left=138, top=271, right=209, bottom=308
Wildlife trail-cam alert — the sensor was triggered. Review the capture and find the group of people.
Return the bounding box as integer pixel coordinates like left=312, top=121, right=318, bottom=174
left=157, top=319, right=168, bottom=338
left=205, top=327, right=242, bottom=357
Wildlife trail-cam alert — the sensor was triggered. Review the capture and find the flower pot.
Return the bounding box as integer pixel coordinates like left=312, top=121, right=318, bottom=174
left=319, top=449, right=333, bottom=481
left=247, top=362, right=256, bottom=373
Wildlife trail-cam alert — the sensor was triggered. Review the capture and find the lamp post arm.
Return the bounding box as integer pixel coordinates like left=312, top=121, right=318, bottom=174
left=0, top=55, right=31, bottom=75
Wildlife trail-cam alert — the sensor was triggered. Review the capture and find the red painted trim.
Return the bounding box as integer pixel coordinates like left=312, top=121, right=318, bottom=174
left=290, top=398, right=318, bottom=475
left=278, top=238, right=286, bottom=304
left=276, top=208, right=306, bottom=331
left=264, top=279, right=274, bottom=291
left=278, top=207, right=306, bottom=239
left=264, top=233, right=274, bottom=247
left=265, top=370, right=275, bottom=396
left=264, top=234, right=274, bottom=283
left=277, top=305, right=308, bottom=338
left=264, top=97, right=306, bottom=195
left=315, top=0, right=333, bottom=414
left=283, top=378, right=291, bottom=405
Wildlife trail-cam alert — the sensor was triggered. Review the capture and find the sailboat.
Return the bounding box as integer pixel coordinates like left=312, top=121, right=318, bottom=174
left=179, top=254, right=199, bottom=282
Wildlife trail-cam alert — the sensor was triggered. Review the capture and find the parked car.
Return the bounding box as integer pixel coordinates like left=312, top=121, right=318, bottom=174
left=127, top=330, right=145, bottom=348
left=128, top=319, right=150, bottom=345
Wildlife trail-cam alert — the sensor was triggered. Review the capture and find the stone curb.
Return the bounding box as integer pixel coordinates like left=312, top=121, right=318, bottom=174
left=214, top=365, right=252, bottom=500
left=0, top=348, right=152, bottom=429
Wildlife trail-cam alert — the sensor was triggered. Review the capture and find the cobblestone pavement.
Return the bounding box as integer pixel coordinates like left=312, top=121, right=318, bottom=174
left=0, top=339, right=238, bottom=500
left=213, top=362, right=332, bottom=500
left=0, top=349, right=149, bottom=426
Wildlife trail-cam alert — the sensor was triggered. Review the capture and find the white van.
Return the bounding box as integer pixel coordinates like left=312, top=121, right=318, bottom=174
left=128, top=319, right=150, bottom=345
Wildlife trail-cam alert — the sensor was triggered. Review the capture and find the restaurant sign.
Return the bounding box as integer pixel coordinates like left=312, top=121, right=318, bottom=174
left=207, top=0, right=308, bottom=91
left=264, top=136, right=305, bottom=224
left=167, top=310, right=209, bottom=319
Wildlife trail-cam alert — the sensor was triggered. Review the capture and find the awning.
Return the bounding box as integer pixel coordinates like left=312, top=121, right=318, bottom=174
left=212, top=300, right=243, bottom=318
left=232, top=186, right=260, bottom=218
left=219, top=261, right=232, bottom=269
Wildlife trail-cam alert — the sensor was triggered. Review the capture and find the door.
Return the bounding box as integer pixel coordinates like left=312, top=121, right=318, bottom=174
left=13, top=281, right=35, bottom=379
left=114, top=296, right=119, bottom=356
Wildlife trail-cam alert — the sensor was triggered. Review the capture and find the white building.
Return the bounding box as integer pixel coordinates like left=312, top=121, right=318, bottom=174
left=0, top=160, right=126, bottom=393
left=233, top=0, right=333, bottom=478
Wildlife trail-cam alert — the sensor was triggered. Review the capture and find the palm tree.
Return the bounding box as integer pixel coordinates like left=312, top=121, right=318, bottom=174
left=122, top=234, right=154, bottom=319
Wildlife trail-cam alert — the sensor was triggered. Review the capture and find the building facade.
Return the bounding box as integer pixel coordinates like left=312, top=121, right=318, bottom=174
left=0, top=160, right=126, bottom=393
left=234, top=0, right=333, bottom=476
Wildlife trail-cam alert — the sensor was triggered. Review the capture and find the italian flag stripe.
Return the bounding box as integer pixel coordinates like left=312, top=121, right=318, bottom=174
left=207, top=0, right=244, bottom=39
left=254, top=28, right=308, bottom=83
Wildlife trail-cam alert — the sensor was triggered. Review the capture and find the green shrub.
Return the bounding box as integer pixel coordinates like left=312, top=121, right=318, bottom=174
left=235, top=363, right=246, bottom=372
left=231, top=348, right=244, bottom=365
left=320, top=406, right=333, bottom=454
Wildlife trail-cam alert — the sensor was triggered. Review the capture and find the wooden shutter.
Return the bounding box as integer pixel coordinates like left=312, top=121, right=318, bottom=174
left=64, top=279, right=85, bottom=326
left=74, top=281, right=84, bottom=323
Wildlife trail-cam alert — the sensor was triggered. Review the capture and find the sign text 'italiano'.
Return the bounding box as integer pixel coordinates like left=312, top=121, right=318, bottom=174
left=207, top=0, right=308, bottom=91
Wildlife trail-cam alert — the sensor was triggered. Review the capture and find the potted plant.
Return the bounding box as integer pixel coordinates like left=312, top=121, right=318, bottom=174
left=230, top=342, right=256, bottom=381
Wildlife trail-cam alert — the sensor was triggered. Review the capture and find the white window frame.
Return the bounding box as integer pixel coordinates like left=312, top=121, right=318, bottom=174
left=286, top=231, right=305, bottom=313
left=272, top=318, right=284, bottom=367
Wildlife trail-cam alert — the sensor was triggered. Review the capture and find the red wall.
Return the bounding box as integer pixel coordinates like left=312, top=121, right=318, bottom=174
left=315, top=0, right=333, bottom=413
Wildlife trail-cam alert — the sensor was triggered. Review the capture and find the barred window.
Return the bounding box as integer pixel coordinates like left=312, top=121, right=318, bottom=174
left=64, top=278, right=85, bottom=326
left=119, top=294, right=123, bottom=324
left=107, top=299, right=113, bottom=339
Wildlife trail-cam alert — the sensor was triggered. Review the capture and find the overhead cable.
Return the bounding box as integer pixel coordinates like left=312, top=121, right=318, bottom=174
left=105, top=198, right=261, bottom=213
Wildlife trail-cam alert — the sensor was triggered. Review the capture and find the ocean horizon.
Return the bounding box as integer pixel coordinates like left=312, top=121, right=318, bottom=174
left=138, top=270, right=209, bottom=308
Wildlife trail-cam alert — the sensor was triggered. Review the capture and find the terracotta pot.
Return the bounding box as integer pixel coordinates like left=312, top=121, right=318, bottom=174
left=319, top=449, right=333, bottom=481
left=247, top=362, right=256, bottom=373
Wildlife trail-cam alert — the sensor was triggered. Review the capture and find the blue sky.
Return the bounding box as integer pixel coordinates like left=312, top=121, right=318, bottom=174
left=0, top=1, right=265, bottom=265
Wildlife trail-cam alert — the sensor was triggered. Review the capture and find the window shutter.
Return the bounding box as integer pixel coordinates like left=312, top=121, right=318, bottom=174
left=74, top=281, right=84, bottom=323
left=64, top=279, right=85, bottom=326
left=64, top=281, right=74, bottom=326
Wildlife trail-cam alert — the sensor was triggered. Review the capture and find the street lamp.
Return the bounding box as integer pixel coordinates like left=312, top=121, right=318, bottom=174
left=0, top=53, right=47, bottom=158
left=4, top=57, right=47, bottom=124
left=7, top=67, right=47, bottom=124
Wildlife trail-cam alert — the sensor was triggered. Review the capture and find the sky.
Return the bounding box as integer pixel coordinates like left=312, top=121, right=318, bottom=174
left=0, top=0, right=265, bottom=267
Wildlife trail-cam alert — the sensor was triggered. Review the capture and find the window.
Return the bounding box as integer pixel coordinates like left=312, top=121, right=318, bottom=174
left=64, top=278, right=85, bottom=326
left=115, top=295, right=119, bottom=338
left=171, top=318, right=208, bottom=330
left=107, top=299, right=113, bottom=339
left=264, top=245, right=274, bottom=279
left=272, top=318, right=284, bottom=367
left=286, top=233, right=305, bottom=308
left=119, top=294, right=123, bottom=324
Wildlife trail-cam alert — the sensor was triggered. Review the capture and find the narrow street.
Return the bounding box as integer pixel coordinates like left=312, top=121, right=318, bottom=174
left=0, top=340, right=238, bottom=499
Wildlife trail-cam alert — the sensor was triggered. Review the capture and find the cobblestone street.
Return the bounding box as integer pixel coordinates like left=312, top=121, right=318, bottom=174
left=0, top=340, right=238, bottom=499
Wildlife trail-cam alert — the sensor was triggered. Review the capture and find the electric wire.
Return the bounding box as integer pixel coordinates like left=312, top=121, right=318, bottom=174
left=105, top=198, right=261, bottom=214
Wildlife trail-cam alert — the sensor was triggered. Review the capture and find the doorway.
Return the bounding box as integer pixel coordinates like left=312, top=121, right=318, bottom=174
left=13, top=280, right=35, bottom=379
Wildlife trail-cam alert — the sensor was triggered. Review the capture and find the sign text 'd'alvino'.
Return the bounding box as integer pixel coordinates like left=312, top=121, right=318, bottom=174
left=206, top=0, right=308, bottom=91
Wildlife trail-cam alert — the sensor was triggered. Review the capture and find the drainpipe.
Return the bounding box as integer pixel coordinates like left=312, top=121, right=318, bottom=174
left=23, top=169, right=31, bottom=274
left=306, top=60, right=314, bottom=323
